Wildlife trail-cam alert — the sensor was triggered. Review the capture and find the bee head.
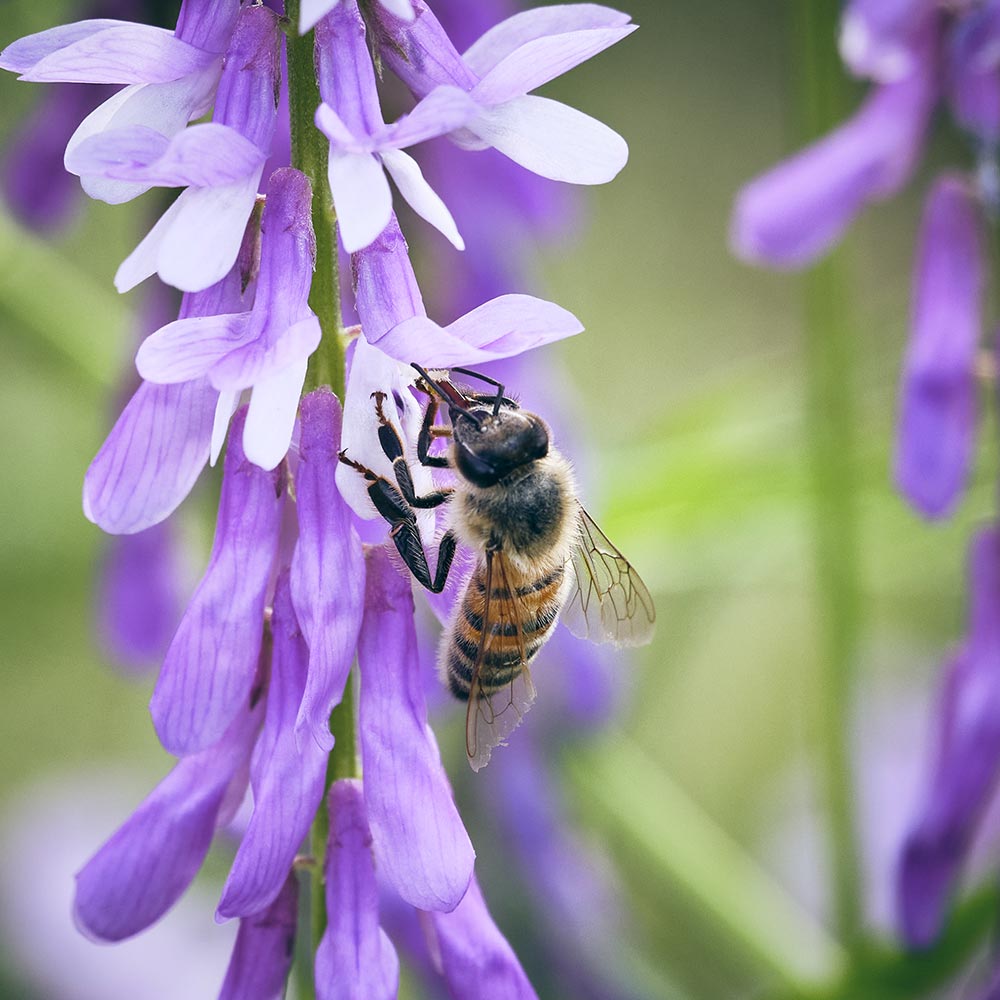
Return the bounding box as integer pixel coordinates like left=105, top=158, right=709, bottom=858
left=451, top=406, right=549, bottom=487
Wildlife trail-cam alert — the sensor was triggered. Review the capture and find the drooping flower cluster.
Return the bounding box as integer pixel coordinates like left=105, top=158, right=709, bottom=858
left=2, top=0, right=637, bottom=995
left=730, top=0, right=1000, bottom=974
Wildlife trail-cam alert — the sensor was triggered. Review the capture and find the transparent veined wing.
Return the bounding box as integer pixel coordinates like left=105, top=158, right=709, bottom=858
left=560, top=505, right=656, bottom=646
left=465, top=549, right=538, bottom=772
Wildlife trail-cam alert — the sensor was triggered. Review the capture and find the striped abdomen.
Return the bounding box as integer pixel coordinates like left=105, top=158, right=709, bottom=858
left=444, top=560, right=566, bottom=701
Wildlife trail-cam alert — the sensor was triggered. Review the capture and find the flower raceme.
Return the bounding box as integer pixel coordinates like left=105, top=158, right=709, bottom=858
left=1, top=0, right=643, bottom=995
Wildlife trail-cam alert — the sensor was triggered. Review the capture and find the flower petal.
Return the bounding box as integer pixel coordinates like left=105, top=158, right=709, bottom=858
left=377, top=0, right=416, bottom=22
left=243, top=358, right=309, bottom=471
left=895, top=176, right=982, bottom=518
left=315, top=781, right=399, bottom=1000
left=218, top=574, right=327, bottom=919
left=329, top=152, right=392, bottom=253
left=839, top=0, right=936, bottom=83
left=17, top=24, right=215, bottom=85
left=136, top=313, right=252, bottom=384
left=380, top=148, right=464, bottom=249
left=115, top=190, right=193, bottom=292
left=74, top=700, right=260, bottom=942
left=471, top=25, right=637, bottom=107
left=462, top=4, right=633, bottom=77
left=376, top=293, right=582, bottom=366
left=83, top=378, right=216, bottom=534
left=0, top=20, right=129, bottom=74
left=290, top=390, right=366, bottom=750
left=468, top=95, right=628, bottom=184
left=211, top=389, right=242, bottom=466
left=218, top=874, right=298, bottom=1000
left=379, top=85, right=478, bottom=148
left=156, top=173, right=263, bottom=292
left=427, top=876, right=538, bottom=998
left=150, top=407, right=286, bottom=755
left=67, top=122, right=265, bottom=188
left=300, top=0, right=340, bottom=34
left=730, top=67, right=935, bottom=268
left=358, top=545, right=475, bottom=912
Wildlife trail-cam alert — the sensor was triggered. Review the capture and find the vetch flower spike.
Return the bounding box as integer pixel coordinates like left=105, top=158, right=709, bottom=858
left=357, top=544, right=476, bottom=912
left=895, top=174, right=983, bottom=518
left=289, top=389, right=366, bottom=751
left=313, top=1, right=477, bottom=252
left=136, top=167, right=320, bottom=471
left=149, top=407, right=286, bottom=756
left=370, top=1, right=635, bottom=185
left=314, top=780, right=399, bottom=1000
left=898, top=526, right=1000, bottom=948
left=217, top=572, right=327, bottom=920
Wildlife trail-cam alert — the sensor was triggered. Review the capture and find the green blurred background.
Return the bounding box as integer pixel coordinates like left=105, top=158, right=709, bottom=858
left=1, top=1, right=994, bottom=998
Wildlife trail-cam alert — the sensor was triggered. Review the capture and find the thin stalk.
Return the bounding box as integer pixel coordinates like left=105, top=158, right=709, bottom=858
left=790, top=1, right=864, bottom=945
left=285, top=1, right=344, bottom=397
left=283, top=6, right=356, bottom=997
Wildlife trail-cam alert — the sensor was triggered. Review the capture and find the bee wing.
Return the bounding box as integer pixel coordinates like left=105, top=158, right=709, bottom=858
left=560, top=505, right=656, bottom=647
left=465, top=549, right=537, bottom=772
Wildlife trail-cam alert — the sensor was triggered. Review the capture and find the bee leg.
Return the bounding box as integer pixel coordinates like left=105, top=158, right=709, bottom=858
left=339, top=448, right=456, bottom=593
left=371, top=392, right=452, bottom=505
left=416, top=395, right=450, bottom=469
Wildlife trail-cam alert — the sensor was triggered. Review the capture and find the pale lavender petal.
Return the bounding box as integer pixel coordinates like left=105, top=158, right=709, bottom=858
left=99, top=523, right=182, bottom=671
left=351, top=215, right=427, bottom=340
left=731, top=65, right=935, bottom=268
left=462, top=4, right=633, bottom=77
left=18, top=25, right=214, bottom=84
left=379, top=86, right=479, bottom=148
left=115, top=189, right=192, bottom=291
left=83, top=379, right=216, bottom=534
left=468, top=95, right=628, bottom=184
left=895, top=175, right=982, bottom=518
left=358, top=545, right=475, bottom=911
left=839, top=0, right=937, bottom=83
left=150, top=408, right=286, bottom=755
left=315, top=103, right=359, bottom=150
left=136, top=313, right=252, bottom=384
left=218, top=874, right=297, bottom=1000
left=380, top=149, right=464, bottom=249
left=211, top=389, right=242, bottom=466
left=428, top=876, right=538, bottom=998
left=243, top=358, right=309, bottom=471
left=898, top=527, right=1000, bottom=947
left=290, top=390, right=366, bottom=749
left=209, top=169, right=320, bottom=392
left=315, top=780, right=399, bottom=1000
left=218, top=574, right=327, bottom=919
left=376, top=293, right=582, bottom=366
left=471, top=25, right=637, bottom=107
left=301, top=0, right=340, bottom=33
left=0, top=20, right=129, bottom=74
left=74, top=700, right=260, bottom=942
left=156, top=173, right=263, bottom=293
left=66, top=122, right=265, bottom=188
left=329, top=152, right=393, bottom=253
left=378, top=0, right=415, bottom=20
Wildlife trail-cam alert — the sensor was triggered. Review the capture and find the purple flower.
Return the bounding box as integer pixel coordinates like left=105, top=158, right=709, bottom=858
left=947, top=0, right=1000, bottom=147
left=300, top=0, right=415, bottom=34
left=217, top=873, right=297, bottom=1000
left=315, top=780, right=399, bottom=1000
left=108, top=4, right=280, bottom=292
left=731, top=51, right=937, bottom=268
left=369, top=1, right=636, bottom=185
left=897, top=526, right=1000, bottom=947
left=135, top=167, right=319, bottom=470
left=313, top=1, right=477, bottom=252
left=839, top=0, right=938, bottom=82
left=894, top=174, right=983, bottom=518
left=149, top=406, right=286, bottom=756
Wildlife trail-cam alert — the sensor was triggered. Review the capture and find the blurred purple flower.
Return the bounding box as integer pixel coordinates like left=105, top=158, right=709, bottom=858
left=895, top=174, right=983, bottom=518
left=898, top=526, right=1000, bottom=948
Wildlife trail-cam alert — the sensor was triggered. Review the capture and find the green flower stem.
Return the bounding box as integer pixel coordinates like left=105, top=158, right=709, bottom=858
left=285, top=2, right=344, bottom=398
left=790, top=0, right=864, bottom=946
left=568, top=738, right=847, bottom=989
left=284, top=7, right=356, bottom=997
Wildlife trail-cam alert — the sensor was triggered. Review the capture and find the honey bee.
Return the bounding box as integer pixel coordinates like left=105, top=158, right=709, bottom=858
left=339, top=364, right=655, bottom=770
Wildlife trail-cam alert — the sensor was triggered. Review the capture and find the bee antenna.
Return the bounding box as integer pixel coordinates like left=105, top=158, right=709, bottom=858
left=411, top=362, right=484, bottom=428
left=448, top=366, right=506, bottom=417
